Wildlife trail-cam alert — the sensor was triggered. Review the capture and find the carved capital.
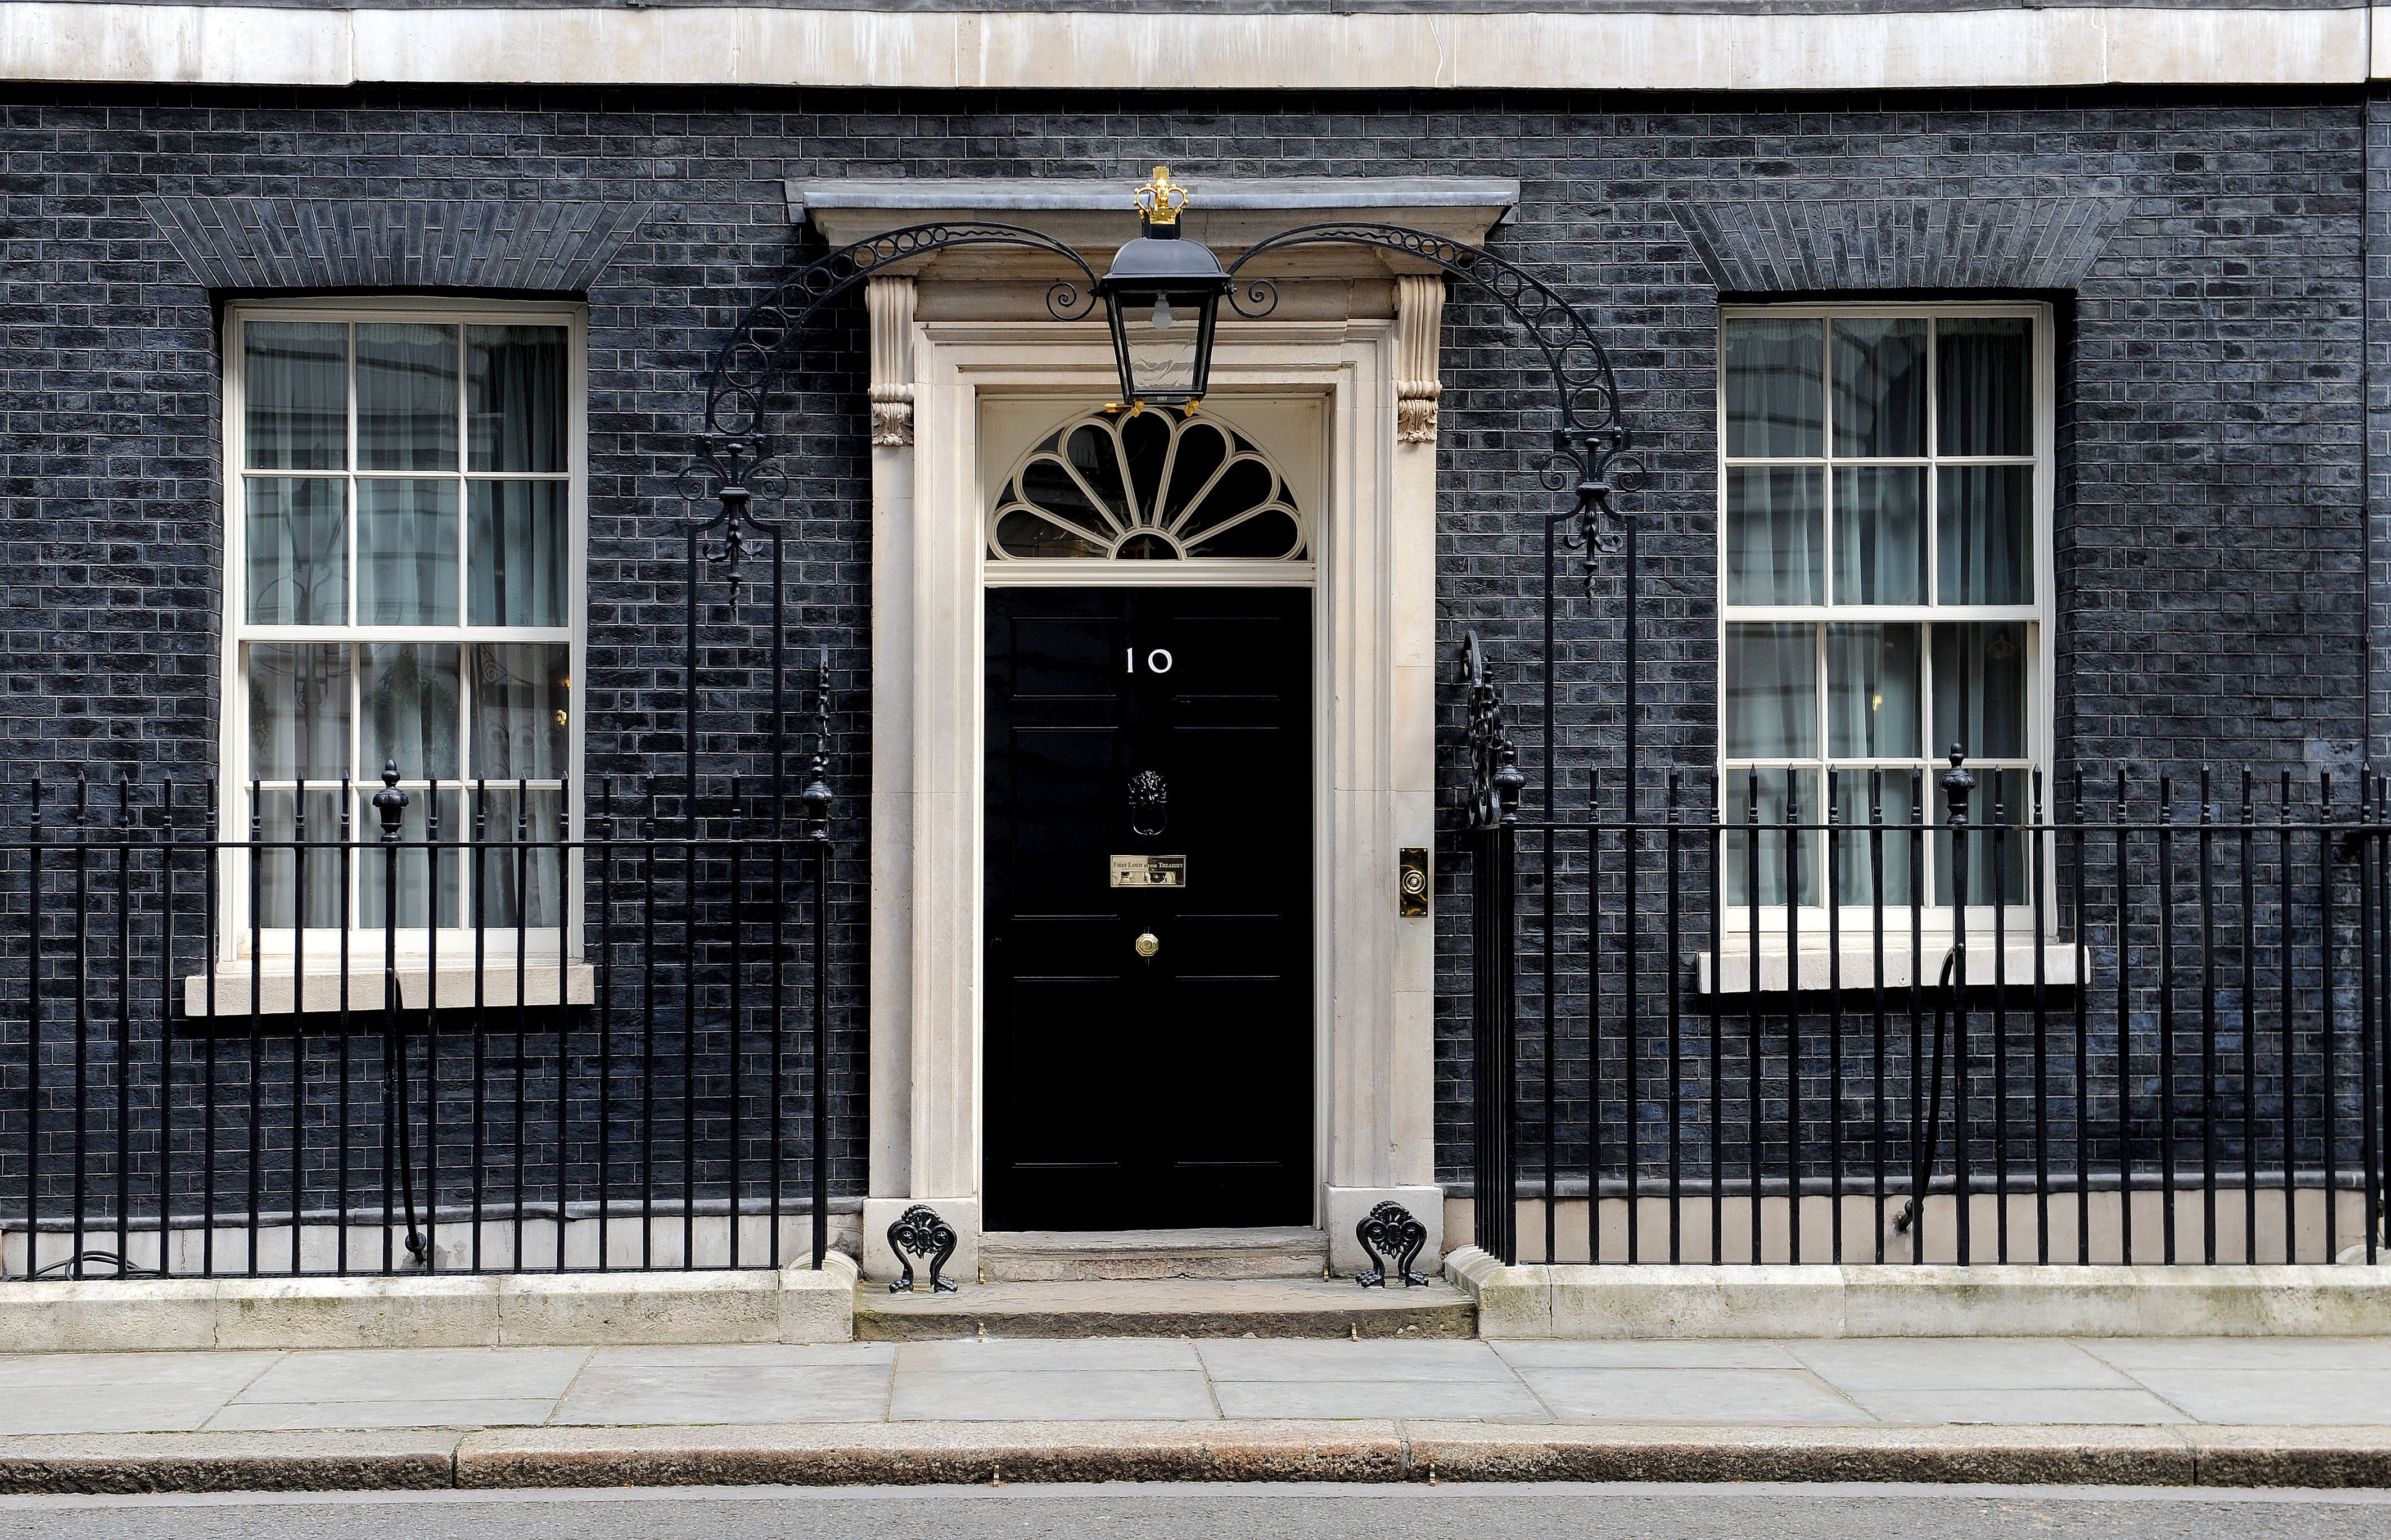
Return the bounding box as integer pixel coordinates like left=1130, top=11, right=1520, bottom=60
left=867, top=276, right=917, bottom=448
left=1393, top=273, right=1445, bottom=445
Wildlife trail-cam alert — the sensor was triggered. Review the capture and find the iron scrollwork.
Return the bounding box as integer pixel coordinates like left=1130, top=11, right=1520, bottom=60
left=1225, top=222, right=1639, bottom=593
left=675, top=222, right=1104, bottom=817
left=886, top=1203, right=960, bottom=1294
left=1355, top=1200, right=1428, bottom=1288
left=1462, top=634, right=1525, bottom=832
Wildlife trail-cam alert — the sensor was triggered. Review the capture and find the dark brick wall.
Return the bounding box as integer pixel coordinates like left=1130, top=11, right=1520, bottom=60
left=0, top=85, right=2370, bottom=1201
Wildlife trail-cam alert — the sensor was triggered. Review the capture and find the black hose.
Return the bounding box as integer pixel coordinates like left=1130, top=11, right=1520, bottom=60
left=1893, top=949, right=1960, bottom=1237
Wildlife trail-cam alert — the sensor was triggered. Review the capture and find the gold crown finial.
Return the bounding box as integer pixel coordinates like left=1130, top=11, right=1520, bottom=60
left=1133, top=166, right=1188, bottom=226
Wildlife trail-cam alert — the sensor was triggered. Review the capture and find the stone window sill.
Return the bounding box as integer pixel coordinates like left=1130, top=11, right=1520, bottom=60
left=1697, top=941, right=2079, bottom=997
left=182, top=962, right=596, bottom=1018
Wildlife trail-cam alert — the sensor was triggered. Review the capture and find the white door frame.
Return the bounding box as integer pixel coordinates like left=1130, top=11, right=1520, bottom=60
left=860, top=308, right=1442, bottom=1280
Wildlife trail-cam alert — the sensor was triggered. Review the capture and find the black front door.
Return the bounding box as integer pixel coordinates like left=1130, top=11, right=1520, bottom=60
left=984, top=586, right=1313, bottom=1231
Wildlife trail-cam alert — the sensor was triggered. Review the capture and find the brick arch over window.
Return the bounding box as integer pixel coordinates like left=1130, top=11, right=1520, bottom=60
left=1668, top=197, right=2126, bottom=295
left=143, top=197, right=649, bottom=292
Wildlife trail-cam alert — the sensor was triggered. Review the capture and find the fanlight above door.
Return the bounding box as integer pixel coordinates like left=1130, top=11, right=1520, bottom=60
left=988, top=409, right=1308, bottom=562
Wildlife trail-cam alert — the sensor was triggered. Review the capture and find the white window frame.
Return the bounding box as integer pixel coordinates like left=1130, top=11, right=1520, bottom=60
left=217, top=296, right=589, bottom=964
left=1715, top=299, right=2056, bottom=933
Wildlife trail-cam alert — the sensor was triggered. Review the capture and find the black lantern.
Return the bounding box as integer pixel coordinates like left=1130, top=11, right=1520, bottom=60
left=1094, top=167, right=1231, bottom=412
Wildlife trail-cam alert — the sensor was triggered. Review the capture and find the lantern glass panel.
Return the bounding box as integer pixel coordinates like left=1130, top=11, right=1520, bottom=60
left=1111, top=286, right=1213, bottom=403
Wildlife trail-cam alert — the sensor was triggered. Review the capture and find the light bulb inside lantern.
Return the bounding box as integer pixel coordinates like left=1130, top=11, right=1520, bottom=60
left=1151, top=296, right=1175, bottom=332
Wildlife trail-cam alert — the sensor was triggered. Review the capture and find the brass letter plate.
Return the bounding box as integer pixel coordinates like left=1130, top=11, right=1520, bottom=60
left=1109, top=854, right=1188, bottom=889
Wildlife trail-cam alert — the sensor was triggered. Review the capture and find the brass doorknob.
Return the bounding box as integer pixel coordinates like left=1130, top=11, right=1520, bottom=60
left=1134, top=932, right=1160, bottom=959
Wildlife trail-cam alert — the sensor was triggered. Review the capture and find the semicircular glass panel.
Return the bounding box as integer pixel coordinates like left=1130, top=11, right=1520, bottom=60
left=990, top=409, right=1307, bottom=562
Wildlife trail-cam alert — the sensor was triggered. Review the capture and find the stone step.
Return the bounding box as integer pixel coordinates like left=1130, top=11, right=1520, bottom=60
left=854, top=1277, right=1476, bottom=1340
left=978, top=1226, right=1330, bottom=1282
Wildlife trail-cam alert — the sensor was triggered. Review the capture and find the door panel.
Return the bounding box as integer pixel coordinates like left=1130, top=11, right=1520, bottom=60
left=984, top=586, right=1313, bottom=1230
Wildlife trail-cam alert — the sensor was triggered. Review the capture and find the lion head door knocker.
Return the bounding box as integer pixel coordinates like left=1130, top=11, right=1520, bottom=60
left=1126, top=770, right=1169, bottom=837
left=1355, top=1200, right=1428, bottom=1289
left=886, top=1203, right=960, bottom=1294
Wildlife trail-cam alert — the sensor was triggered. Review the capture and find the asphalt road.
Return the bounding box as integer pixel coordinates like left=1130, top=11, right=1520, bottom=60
left=2, top=1483, right=2389, bottom=1539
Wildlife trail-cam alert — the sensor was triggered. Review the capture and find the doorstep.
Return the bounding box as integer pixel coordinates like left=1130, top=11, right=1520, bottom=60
left=855, top=1276, right=1476, bottom=1339
left=978, top=1226, right=1329, bottom=1281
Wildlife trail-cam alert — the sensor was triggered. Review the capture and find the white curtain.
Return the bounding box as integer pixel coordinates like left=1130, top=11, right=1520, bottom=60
left=1726, top=467, right=1824, bottom=605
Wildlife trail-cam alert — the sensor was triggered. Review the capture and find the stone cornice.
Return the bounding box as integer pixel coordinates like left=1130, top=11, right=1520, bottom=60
left=0, top=4, right=2371, bottom=89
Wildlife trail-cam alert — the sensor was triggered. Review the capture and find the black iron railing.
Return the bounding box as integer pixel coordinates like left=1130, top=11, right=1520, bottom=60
left=1461, top=639, right=2391, bottom=1268
left=0, top=769, right=843, bottom=1280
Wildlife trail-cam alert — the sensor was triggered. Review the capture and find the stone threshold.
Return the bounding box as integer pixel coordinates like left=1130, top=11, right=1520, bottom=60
left=6, top=1419, right=2391, bottom=1494
left=856, top=1276, right=1474, bottom=1339
left=1443, top=1246, right=2391, bottom=1338
left=0, top=1252, right=858, bottom=1351
left=978, top=1225, right=1329, bottom=1281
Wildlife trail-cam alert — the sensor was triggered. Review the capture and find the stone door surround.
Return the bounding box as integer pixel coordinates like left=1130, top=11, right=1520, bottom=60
left=842, top=179, right=1511, bottom=1282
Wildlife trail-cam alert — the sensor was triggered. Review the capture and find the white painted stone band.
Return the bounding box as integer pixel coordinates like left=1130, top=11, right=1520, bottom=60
left=1445, top=1245, right=2391, bottom=1338
left=0, top=1251, right=860, bottom=1351
left=0, top=3, right=2372, bottom=89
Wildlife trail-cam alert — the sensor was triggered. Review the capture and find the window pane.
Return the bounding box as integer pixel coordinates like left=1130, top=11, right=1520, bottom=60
left=471, top=643, right=570, bottom=780
left=1725, top=467, right=1824, bottom=605
left=1826, top=623, right=1920, bottom=759
left=467, top=326, right=569, bottom=473
left=357, top=788, right=464, bottom=929
left=250, top=788, right=346, bottom=930
left=470, top=787, right=565, bottom=928
left=467, top=481, right=569, bottom=627
left=247, top=643, right=350, bottom=780
left=361, top=644, right=461, bottom=782
left=1724, top=767, right=1821, bottom=907
left=1724, top=317, right=1823, bottom=458
left=1931, top=622, right=2028, bottom=761
left=357, top=323, right=458, bottom=471
left=1831, top=466, right=1925, bottom=605
left=1829, top=768, right=1919, bottom=907
left=1831, top=318, right=1927, bottom=457
left=1936, top=317, right=2031, bottom=456
left=1933, top=767, right=2029, bottom=906
left=1725, top=623, right=1818, bottom=760
left=358, top=480, right=459, bottom=625
left=245, top=478, right=347, bottom=625
left=243, top=322, right=346, bottom=471
left=1936, top=465, right=2033, bottom=604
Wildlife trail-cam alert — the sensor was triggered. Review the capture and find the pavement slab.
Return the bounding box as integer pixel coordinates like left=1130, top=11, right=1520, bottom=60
left=201, top=1398, right=561, bottom=1433
left=1785, top=1338, right=2132, bottom=1390
left=2123, top=1369, right=2391, bottom=1426
left=2079, top=1336, right=2391, bottom=1372
left=0, top=1334, right=2385, bottom=1490
left=1194, top=1339, right=1515, bottom=1381
left=1515, top=1367, right=1874, bottom=1425
left=1211, top=1377, right=1551, bottom=1421
left=890, top=1369, right=1219, bottom=1422
left=232, top=1348, right=591, bottom=1404
left=1487, top=1340, right=1806, bottom=1370
left=552, top=1363, right=893, bottom=1426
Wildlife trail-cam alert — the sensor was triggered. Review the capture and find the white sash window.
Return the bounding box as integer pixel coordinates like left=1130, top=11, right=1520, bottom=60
left=1719, top=302, right=2052, bottom=912
left=221, top=300, right=584, bottom=954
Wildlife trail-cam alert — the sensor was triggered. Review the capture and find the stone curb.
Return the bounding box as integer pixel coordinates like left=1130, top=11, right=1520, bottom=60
left=0, top=1430, right=461, bottom=1494
left=455, top=1420, right=1410, bottom=1487
left=6, top=1421, right=2391, bottom=1494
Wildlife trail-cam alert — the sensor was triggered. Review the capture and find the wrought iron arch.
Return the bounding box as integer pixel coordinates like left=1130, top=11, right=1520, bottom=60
left=672, top=223, right=1101, bottom=811
left=1223, top=221, right=1645, bottom=829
